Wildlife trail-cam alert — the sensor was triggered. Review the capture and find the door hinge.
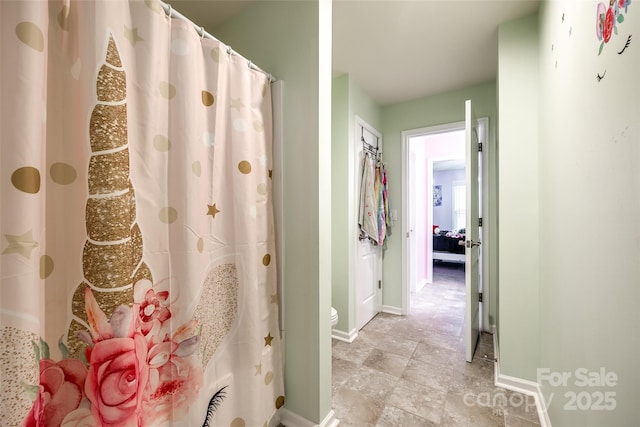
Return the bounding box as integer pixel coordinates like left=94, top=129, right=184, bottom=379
left=479, top=292, right=483, bottom=303
left=478, top=217, right=483, bottom=227
left=378, top=280, right=382, bottom=289
left=478, top=142, right=483, bottom=152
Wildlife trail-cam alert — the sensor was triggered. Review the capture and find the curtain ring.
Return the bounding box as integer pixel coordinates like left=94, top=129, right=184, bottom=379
left=198, top=26, right=205, bottom=39
left=227, top=46, right=233, bottom=55
left=247, top=60, right=253, bottom=70
left=167, top=4, right=173, bottom=18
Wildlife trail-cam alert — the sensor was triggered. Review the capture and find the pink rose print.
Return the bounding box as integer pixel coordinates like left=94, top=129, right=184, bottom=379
left=139, top=289, right=171, bottom=324
left=23, top=359, right=88, bottom=427
left=61, top=408, right=98, bottom=427
left=23, top=284, right=202, bottom=427
left=142, top=347, right=202, bottom=423
left=85, top=335, right=149, bottom=426
left=597, top=0, right=632, bottom=54
left=133, top=279, right=173, bottom=338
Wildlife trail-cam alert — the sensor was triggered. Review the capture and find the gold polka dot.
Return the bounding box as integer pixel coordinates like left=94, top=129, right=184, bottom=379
left=253, top=120, right=264, bottom=132
left=16, top=22, right=44, bottom=52
left=262, top=254, right=271, bottom=266
left=211, top=47, right=220, bottom=62
left=40, top=255, right=54, bottom=279
left=275, top=395, right=285, bottom=409
left=230, top=418, right=246, bottom=427
left=159, top=207, right=178, bottom=224
left=11, top=166, right=41, bottom=193
left=192, top=161, right=202, bottom=177
left=153, top=134, right=171, bottom=152
left=265, top=371, right=274, bottom=385
left=238, top=161, right=252, bottom=174
left=257, top=183, right=267, bottom=195
left=202, top=90, right=214, bottom=106
left=50, top=162, right=77, bottom=184
left=159, top=81, right=176, bottom=99
left=197, top=237, right=204, bottom=253
left=57, top=6, right=70, bottom=30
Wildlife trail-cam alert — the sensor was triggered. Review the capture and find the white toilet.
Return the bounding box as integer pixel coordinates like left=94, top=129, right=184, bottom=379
left=330, top=306, right=339, bottom=328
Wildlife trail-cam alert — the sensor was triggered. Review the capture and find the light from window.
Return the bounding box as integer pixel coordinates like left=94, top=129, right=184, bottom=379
left=452, top=182, right=466, bottom=231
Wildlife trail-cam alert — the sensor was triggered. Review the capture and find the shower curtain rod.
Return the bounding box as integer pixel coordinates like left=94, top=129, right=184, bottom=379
left=160, top=1, right=277, bottom=82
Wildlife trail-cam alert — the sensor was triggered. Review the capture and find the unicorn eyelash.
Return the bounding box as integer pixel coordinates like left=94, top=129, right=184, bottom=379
left=202, top=386, right=228, bottom=427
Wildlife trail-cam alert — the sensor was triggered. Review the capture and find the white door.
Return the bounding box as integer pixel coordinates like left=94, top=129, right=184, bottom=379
left=464, top=100, right=482, bottom=362
left=355, top=237, right=381, bottom=330
left=355, top=119, right=382, bottom=330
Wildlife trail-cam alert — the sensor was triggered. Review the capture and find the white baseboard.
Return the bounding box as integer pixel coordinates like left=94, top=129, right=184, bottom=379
left=381, top=305, right=402, bottom=315
left=278, top=408, right=339, bottom=427
left=493, top=329, right=551, bottom=427
left=331, top=328, right=357, bottom=343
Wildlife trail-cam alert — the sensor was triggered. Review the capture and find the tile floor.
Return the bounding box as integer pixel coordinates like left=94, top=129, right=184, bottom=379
left=331, top=262, right=541, bottom=426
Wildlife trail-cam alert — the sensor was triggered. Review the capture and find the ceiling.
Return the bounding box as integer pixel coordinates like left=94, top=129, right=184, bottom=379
left=168, top=0, right=541, bottom=106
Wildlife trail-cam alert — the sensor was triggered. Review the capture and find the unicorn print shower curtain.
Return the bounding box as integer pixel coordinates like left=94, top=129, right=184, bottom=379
left=0, top=1, right=284, bottom=425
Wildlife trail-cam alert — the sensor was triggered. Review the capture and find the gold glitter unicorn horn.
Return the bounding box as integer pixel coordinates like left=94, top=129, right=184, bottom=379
left=66, top=34, right=153, bottom=358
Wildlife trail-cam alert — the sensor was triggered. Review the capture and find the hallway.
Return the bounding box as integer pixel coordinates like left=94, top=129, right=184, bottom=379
left=331, top=263, right=541, bottom=426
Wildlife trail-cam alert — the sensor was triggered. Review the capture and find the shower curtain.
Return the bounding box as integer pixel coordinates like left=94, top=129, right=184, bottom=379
left=1, top=1, right=284, bottom=426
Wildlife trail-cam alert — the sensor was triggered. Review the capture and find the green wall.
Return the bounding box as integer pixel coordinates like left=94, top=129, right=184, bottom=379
left=536, top=1, right=639, bottom=424
left=331, top=74, right=381, bottom=335
left=498, top=3, right=640, bottom=424
left=331, top=75, right=350, bottom=333
left=214, top=1, right=333, bottom=423
left=497, top=13, right=540, bottom=382
left=380, top=81, right=499, bottom=324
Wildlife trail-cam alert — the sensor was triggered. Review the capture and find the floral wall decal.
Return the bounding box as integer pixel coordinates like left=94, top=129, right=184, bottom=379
left=597, top=0, right=632, bottom=55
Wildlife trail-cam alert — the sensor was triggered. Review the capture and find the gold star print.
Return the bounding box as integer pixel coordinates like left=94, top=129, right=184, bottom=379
left=270, top=294, right=278, bottom=305
left=207, top=204, right=220, bottom=218
left=230, top=98, right=244, bottom=111
left=2, top=229, right=38, bottom=259
left=264, top=333, right=273, bottom=347
left=124, top=25, right=143, bottom=46
left=255, top=363, right=262, bottom=375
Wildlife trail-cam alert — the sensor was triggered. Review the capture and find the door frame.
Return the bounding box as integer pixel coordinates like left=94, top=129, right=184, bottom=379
left=401, top=118, right=490, bottom=330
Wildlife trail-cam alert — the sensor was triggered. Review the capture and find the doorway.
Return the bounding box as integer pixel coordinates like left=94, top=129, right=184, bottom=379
left=407, top=128, right=465, bottom=311
left=401, top=118, right=490, bottom=330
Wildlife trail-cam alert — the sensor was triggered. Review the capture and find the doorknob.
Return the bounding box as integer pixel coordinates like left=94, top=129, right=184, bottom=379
left=465, top=240, right=481, bottom=248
